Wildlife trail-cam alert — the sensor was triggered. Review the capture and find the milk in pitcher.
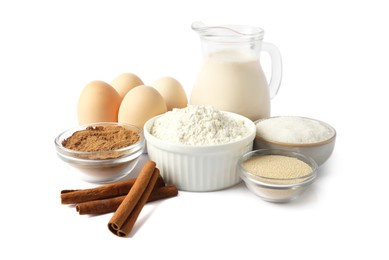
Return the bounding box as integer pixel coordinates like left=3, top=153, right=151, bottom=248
left=190, top=50, right=270, bottom=121
left=190, top=22, right=282, bottom=122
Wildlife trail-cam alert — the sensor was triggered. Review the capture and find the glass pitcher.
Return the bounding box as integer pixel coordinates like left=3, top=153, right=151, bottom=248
left=190, top=21, right=282, bottom=121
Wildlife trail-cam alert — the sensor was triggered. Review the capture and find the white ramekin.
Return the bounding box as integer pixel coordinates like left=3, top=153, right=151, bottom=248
left=144, top=112, right=256, bottom=192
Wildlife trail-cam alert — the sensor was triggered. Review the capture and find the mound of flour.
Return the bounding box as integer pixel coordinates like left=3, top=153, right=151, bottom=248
left=150, top=105, right=249, bottom=145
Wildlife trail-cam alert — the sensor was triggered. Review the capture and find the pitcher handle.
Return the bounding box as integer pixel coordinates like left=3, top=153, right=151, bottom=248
left=262, top=42, right=282, bottom=99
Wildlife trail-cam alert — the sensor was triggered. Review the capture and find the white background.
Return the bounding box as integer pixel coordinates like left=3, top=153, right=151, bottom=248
left=1, top=0, right=388, bottom=259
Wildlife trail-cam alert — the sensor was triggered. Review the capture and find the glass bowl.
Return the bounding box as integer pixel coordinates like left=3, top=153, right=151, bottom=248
left=54, top=122, right=145, bottom=183
left=238, top=149, right=318, bottom=203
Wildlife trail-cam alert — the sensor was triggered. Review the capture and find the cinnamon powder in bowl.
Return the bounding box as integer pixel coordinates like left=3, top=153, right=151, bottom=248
left=55, top=122, right=145, bottom=183
left=62, top=125, right=140, bottom=159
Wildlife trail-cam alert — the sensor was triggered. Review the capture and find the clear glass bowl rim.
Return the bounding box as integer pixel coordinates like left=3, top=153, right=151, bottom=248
left=54, top=122, right=145, bottom=161
left=238, top=149, right=318, bottom=188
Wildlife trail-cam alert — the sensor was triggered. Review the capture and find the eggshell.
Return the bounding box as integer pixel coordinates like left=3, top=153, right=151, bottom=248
left=77, top=80, right=121, bottom=125
left=118, top=85, right=167, bottom=128
left=152, top=76, right=188, bottom=111
left=111, top=72, right=144, bottom=100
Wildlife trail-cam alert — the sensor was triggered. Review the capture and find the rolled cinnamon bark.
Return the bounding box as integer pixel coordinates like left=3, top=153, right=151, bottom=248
left=108, top=161, right=159, bottom=237
left=76, top=185, right=178, bottom=215
left=61, top=174, right=165, bottom=204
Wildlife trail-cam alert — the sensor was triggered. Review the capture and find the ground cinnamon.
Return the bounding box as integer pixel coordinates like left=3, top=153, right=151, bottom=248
left=108, top=161, right=159, bottom=237
left=75, top=185, right=178, bottom=215
left=62, top=125, right=140, bottom=153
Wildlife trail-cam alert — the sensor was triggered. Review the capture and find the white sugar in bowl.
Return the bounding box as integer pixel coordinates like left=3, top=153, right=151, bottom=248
left=254, top=116, right=336, bottom=166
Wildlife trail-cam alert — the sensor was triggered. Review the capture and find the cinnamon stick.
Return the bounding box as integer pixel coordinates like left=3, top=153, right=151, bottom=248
left=61, top=174, right=165, bottom=204
left=76, top=185, right=178, bottom=215
left=108, top=161, right=159, bottom=237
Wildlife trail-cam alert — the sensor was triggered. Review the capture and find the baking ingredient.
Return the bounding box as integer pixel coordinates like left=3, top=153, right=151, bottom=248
left=108, top=161, right=159, bottom=237
left=77, top=80, right=121, bottom=125
left=118, top=85, right=167, bottom=128
left=241, top=155, right=312, bottom=184
left=111, top=72, right=144, bottom=100
left=61, top=161, right=178, bottom=221
left=256, top=116, right=334, bottom=144
left=75, top=185, right=178, bottom=215
left=61, top=175, right=165, bottom=204
left=190, top=50, right=270, bottom=121
left=62, top=125, right=140, bottom=153
left=241, top=154, right=315, bottom=202
left=150, top=105, right=249, bottom=145
left=152, top=76, right=188, bottom=111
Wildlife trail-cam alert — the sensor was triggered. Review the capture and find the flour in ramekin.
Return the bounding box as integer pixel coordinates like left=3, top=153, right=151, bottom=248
left=150, top=105, right=249, bottom=145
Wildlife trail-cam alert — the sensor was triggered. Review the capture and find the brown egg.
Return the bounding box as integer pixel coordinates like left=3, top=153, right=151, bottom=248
left=118, top=85, right=167, bottom=128
left=111, top=72, right=144, bottom=100
left=77, top=80, right=121, bottom=125
left=152, top=76, right=188, bottom=111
